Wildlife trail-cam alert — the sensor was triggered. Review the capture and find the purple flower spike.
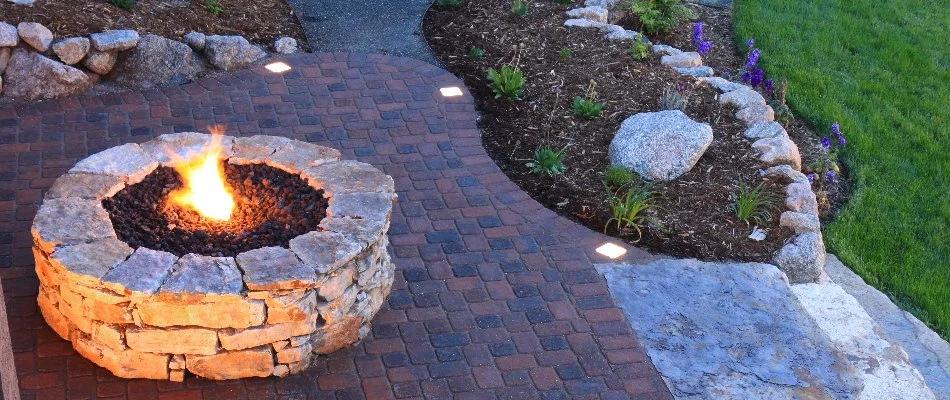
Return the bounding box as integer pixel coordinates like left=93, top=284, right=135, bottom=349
left=750, top=68, right=764, bottom=88
left=744, top=48, right=760, bottom=70
left=827, top=170, right=836, bottom=182
left=821, top=136, right=831, bottom=149
left=764, top=79, right=774, bottom=94
left=692, top=22, right=704, bottom=45
left=807, top=173, right=815, bottom=184
left=740, top=71, right=751, bottom=83
left=837, top=135, right=846, bottom=147
left=697, top=41, right=713, bottom=55
left=831, top=122, right=841, bottom=136
left=747, top=38, right=755, bottom=48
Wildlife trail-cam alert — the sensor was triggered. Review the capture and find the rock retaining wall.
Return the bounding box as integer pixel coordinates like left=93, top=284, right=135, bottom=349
left=32, top=133, right=397, bottom=380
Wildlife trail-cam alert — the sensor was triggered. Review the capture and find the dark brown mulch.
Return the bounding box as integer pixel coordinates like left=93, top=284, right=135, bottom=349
left=103, top=163, right=328, bottom=257
left=0, top=0, right=308, bottom=49
left=424, top=1, right=799, bottom=262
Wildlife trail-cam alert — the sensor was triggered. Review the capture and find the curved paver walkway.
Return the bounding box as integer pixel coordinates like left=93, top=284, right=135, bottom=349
left=0, top=53, right=670, bottom=399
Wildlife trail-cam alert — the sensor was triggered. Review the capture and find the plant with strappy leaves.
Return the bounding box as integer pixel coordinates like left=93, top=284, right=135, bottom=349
left=767, top=77, right=795, bottom=128
left=604, top=182, right=664, bottom=240
left=469, top=46, right=485, bottom=60
left=511, top=0, right=529, bottom=16
left=730, top=179, right=779, bottom=225
left=486, top=64, right=525, bottom=100
left=571, top=80, right=603, bottom=120
left=559, top=47, right=573, bottom=59
left=205, top=0, right=223, bottom=16
left=526, top=146, right=566, bottom=175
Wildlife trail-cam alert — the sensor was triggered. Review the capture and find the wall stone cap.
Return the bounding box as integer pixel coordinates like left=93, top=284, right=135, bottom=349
left=236, top=246, right=317, bottom=290
left=265, top=139, right=341, bottom=173
left=160, top=254, right=243, bottom=295
left=102, top=247, right=179, bottom=295
left=229, top=135, right=292, bottom=165
left=290, top=231, right=362, bottom=274
left=140, top=131, right=234, bottom=165
left=302, top=160, right=395, bottom=195
left=69, top=143, right=158, bottom=183
left=32, top=197, right=117, bottom=253
left=45, top=173, right=125, bottom=200
left=50, top=238, right=133, bottom=286
left=327, top=192, right=396, bottom=221
left=319, top=216, right=386, bottom=250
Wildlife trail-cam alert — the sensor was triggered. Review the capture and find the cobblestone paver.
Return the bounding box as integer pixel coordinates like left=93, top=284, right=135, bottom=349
left=0, top=53, right=670, bottom=399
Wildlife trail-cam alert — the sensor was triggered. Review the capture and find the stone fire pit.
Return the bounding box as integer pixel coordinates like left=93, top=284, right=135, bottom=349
left=31, top=133, right=397, bottom=380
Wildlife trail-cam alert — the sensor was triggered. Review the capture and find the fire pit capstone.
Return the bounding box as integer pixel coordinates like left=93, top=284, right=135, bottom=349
left=31, top=133, right=397, bottom=381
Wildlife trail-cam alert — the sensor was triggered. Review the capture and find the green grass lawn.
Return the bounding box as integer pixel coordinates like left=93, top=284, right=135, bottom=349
left=733, top=0, right=949, bottom=337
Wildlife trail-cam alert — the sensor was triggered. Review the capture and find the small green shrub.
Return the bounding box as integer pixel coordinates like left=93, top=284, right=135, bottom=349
left=205, top=0, right=223, bottom=16
left=511, top=0, right=529, bottom=16
left=526, top=146, right=566, bottom=175
left=628, top=35, right=650, bottom=60
left=110, top=0, right=135, bottom=10
left=469, top=46, right=485, bottom=60
left=486, top=64, right=525, bottom=101
left=659, top=86, right=686, bottom=111
left=628, top=0, right=690, bottom=35
left=604, top=165, right=636, bottom=188
left=435, top=0, right=460, bottom=8
left=572, top=96, right=603, bottom=119
left=604, top=183, right=663, bottom=240
left=730, top=180, right=778, bottom=225
left=559, top=47, right=573, bottom=59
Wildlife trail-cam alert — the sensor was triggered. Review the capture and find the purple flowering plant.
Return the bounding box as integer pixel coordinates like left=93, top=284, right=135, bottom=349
left=691, top=22, right=714, bottom=55
left=807, top=122, right=846, bottom=189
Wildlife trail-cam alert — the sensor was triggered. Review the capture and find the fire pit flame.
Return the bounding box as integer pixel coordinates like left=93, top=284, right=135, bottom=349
left=168, top=131, right=235, bottom=221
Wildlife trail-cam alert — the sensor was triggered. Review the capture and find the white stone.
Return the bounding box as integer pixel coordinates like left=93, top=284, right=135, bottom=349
left=32, top=198, right=117, bottom=253
left=785, top=182, right=819, bottom=215
left=744, top=121, right=786, bottom=140
left=764, top=165, right=810, bottom=185
left=736, top=103, right=776, bottom=125
left=566, top=6, right=609, bottom=24
left=0, top=22, right=20, bottom=47
left=52, top=37, right=91, bottom=65
left=69, top=143, right=158, bottom=183
left=779, top=211, right=820, bottom=234
left=17, top=22, right=53, bottom=52
left=204, top=35, right=266, bottom=71
left=90, top=30, right=140, bottom=52
left=563, top=18, right=608, bottom=30
left=608, top=110, right=713, bottom=181
left=752, top=134, right=801, bottom=170
left=301, top=160, right=395, bottom=195
left=774, top=232, right=826, bottom=283
left=719, top=87, right=766, bottom=109
left=273, top=37, right=298, bottom=54
left=673, top=66, right=714, bottom=78
left=700, top=76, right=745, bottom=93
left=651, top=44, right=682, bottom=56
left=660, top=52, right=702, bottom=68
left=605, top=30, right=642, bottom=42
left=290, top=231, right=362, bottom=274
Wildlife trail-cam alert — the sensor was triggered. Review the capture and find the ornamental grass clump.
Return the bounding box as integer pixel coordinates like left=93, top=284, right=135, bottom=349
left=486, top=64, right=525, bottom=100
left=526, top=146, right=566, bottom=175
left=659, top=85, right=686, bottom=111
left=806, top=122, right=846, bottom=189
left=604, top=165, right=636, bottom=188
left=730, top=179, right=778, bottom=225
left=604, top=183, right=664, bottom=240
left=572, top=80, right=603, bottom=119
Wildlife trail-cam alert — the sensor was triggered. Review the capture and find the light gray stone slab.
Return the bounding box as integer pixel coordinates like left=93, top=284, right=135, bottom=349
left=236, top=246, right=317, bottom=290
left=45, top=173, right=125, bottom=200
left=744, top=120, right=786, bottom=140
left=660, top=52, right=702, bottom=68
left=719, top=87, right=766, bottom=109
left=32, top=197, right=116, bottom=253
left=229, top=135, right=291, bottom=165
left=752, top=134, right=801, bottom=170
left=69, top=143, right=158, bottom=184
left=785, top=182, right=819, bottom=215
left=764, top=164, right=809, bottom=185
left=265, top=140, right=340, bottom=173
left=779, top=211, right=820, bottom=234
left=140, top=132, right=233, bottom=165
left=326, top=192, right=396, bottom=222
left=825, top=255, right=950, bottom=400
left=160, top=254, right=243, bottom=295
left=596, top=258, right=863, bottom=399
left=51, top=238, right=133, bottom=286
left=651, top=44, right=682, bottom=56
left=273, top=37, right=298, bottom=54
left=90, top=30, right=140, bottom=52
left=563, top=18, right=609, bottom=30
left=672, top=66, right=714, bottom=78
left=774, top=232, right=826, bottom=283
left=102, top=247, right=179, bottom=294
left=699, top=76, right=744, bottom=93
left=565, top=6, right=608, bottom=24
left=290, top=231, right=362, bottom=274
left=301, top=160, right=394, bottom=196
left=319, top=216, right=386, bottom=250
left=736, top=103, right=776, bottom=125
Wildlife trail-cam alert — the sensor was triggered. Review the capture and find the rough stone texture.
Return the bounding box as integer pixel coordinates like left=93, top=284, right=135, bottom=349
left=265, top=291, right=317, bottom=324
left=1, top=48, right=94, bottom=100
left=719, top=87, right=767, bottom=109
left=290, top=231, right=362, bottom=274
left=660, top=52, right=702, bottom=68
left=302, top=160, right=395, bottom=195
left=17, top=22, right=53, bottom=52
left=651, top=44, right=682, bottom=56
left=752, top=134, right=802, bottom=170
left=673, top=65, right=714, bottom=77
left=563, top=18, right=609, bottom=30
left=700, top=76, right=744, bottom=92
left=204, top=35, right=266, bottom=71
left=608, top=110, right=713, bottom=181
left=219, top=319, right=317, bottom=350
left=160, top=254, right=243, bottom=295
left=273, top=37, right=299, bottom=54
left=126, top=327, right=218, bottom=355
left=792, top=281, right=936, bottom=400
left=605, top=30, right=643, bottom=42
left=765, top=164, right=810, bottom=185
left=317, top=266, right=355, bottom=300
left=825, top=255, right=950, bottom=400
left=566, top=6, right=609, bottom=23
left=182, top=31, right=206, bottom=51
left=584, top=0, right=620, bottom=7
left=73, top=333, right=170, bottom=379
left=101, top=248, right=178, bottom=294
left=229, top=134, right=291, bottom=164
left=48, top=239, right=133, bottom=286
left=136, top=299, right=265, bottom=329
left=0, top=47, right=9, bottom=74
left=0, top=21, right=18, bottom=47
left=187, top=347, right=274, bottom=379
left=779, top=211, right=820, bottom=233
left=110, top=34, right=207, bottom=89
left=774, top=232, right=826, bottom=283
left=139, top=131, right=233, bottom=165
left=596, top=259, right=862, bottom=399
left=785, top=182, right=819, bottom=215
left=265, top=140, right=341, bottom=173
left=83, top=50, right=118, bottom=75
left=31, top=197, right=117, bottom=253
left=744, top=120, right=786, bottom=140
left=90, top=30, right=140, bottom=52
left=51, top=37, right=90, bottom=65
left=69, top=143, right=158, bottom=183
left=327, top=192, right=396, bottom=221
left=236, top=246, right=317, bottom=290
left=735, top=103, right=776, bottom=125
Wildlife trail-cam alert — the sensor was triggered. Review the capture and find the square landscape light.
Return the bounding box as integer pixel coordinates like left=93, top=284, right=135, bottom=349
left=596, top=243, right=627, bottom=259
left=440, top=86, right=464, bottom=97
left=265, top=62, right=292, bottom=73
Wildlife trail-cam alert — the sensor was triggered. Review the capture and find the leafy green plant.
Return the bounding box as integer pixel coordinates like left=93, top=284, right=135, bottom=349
left=659, top=86, right=686, bottom=110
left=511, top=0, right=529, bottom=16
left=571, top=80, right=603, bottom=119
left=110, top=0, right=135, bottom=10
left=205, top=0, right=223, bottom=16
left=559, top=47, right=573, bottom=59
left=469, top=46, right=485, bottom=60
left=486, top=64, right=525, bottom=101
left=435, top=0, right=460, bottom=8
left=628, top=0, right=690, bottom=35
left=526, top=146, right=566, bottom=175
left=730, top=180, right=778, bottom=225
left=767, top=77, right=795, bottom=127
left=604, top=165, right=636, bottom=188
left=628, top=35, right=650, bottom=60
left=604, top=183, right=663, bottom=240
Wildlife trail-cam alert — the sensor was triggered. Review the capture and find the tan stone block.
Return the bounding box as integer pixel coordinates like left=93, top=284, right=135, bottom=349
left=34, top=247, right=62, bottom=289
left=236, top=246, right=317, bottom=290
left=311, top=316, right=362, bottom=354
left=59, top=294, right=91, bottom=334
left=92, top=323, right=125, bottom=352
left=59, top=284, right=84, bottom=309
left=169, top=354, right=186, bottom=370
left=276, top=342, right=312, bottom=364
left=84, top=297, right=133, bottom=324
left=317, top=285, right=359, bottom=325
left=127, top=327, right=218, bottom=355
left=272, top=364, right=290, bottom=377
left=272, top=340, right=290, bottom=351
left=73, top=332, right=170, bottom=379
left=290, top=231, right=362, bottom=274
left=218, top=319, right=317, bottom=351
left=265, top=290, right=317, bottom=324
left=169, top=369, right=185, bottom=382
left=229, top=135, right=291, bottom=165
left=186, top=346, right=274, bottom=379
left=318, top=267, right=355, bottom=301
left=74, top=284, right=127, bottom=305
left=68, top=142, right=158, bottom=184
left=38, top=287, right=71, bottom=340
left=289, top=335, right=310, bottom=348
left=135, top=298, right=265, bottom=329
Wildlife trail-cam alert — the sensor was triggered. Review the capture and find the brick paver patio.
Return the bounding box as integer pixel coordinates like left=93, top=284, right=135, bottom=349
left=0, top=53, right=670, bottom=399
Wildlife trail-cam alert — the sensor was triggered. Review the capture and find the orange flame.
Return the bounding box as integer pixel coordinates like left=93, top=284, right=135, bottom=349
left=168, top=128, right=235, bottom=221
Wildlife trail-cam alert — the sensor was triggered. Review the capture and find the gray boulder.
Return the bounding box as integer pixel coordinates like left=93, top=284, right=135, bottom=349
left=673, top=66, right=714, bottom=78
left=779, top=211, right=820, bottom=234
left=785, top=182, right=819, bottom=215
left=51, top=37, right=91, bottom=65
left=9, top=0, right=38, bottom=4
left=2, top=48, right=93, bottom=100
left=17, top=22, right=53, bottom=52
left=605, top=30, right=644, bottom=42
left=565, top=6, right=609, bottom=24
left=182, top=31, right=206, bottom=51
left=736, top=103, right=776, bottom=125
left=608, top=110, right=713, bottom=181
left=774, top=232, right=826, bottom=283
left=110, top=34, right=207, bottom=89
left=744, top=120, right=786, bottom=140
left=90, top=30, right=139, bottom=52
left=273, top=37, right=298, bottom=55
left=700, top=76, right=744, bottom=93
left=84, top=50, right=117, bottom=75
left=204, top=35, right=266, bottom=71
left=719, top=87, right=766, bottom=109
left=764, top=164, right=809, bottom=185
left=752, top=134, right=801, bottom=170
left=651, top=44, right=682, bottom=56
left=0, top=22, right=17, bottom=47
left=660, top=52, right=702, bottom=68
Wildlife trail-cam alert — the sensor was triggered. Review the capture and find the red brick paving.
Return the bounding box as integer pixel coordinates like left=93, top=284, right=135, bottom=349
left=0, top=52, right=671, bottom=399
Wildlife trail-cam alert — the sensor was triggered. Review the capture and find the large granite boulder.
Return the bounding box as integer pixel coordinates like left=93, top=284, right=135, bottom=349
left=608, top=110, right=712, bottom=181
left=204, top=35, right=266, bottom=71
left=110, top=34, right=207, bottom=89
left=2, top=48, right=93, bottom=100
left=597, top=259, right=864, bottom=399
left=0, top=22, right=18, bottom=47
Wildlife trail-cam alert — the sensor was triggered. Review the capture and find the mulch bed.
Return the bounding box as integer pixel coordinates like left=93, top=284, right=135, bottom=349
left=424, top=2, right=847, bottom=262
left=103, top=163, right=328, bottom=257
left=0, top=0, right=307, bottom=48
